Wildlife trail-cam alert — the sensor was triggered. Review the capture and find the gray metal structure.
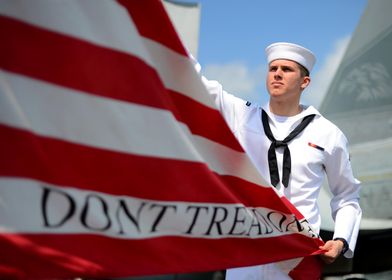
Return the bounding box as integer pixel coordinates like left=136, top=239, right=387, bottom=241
left=318, top=0, right=392, bottom=276
left=162, top=0, right=201, bottom=58
left=319, top=0, right=392, bottom=233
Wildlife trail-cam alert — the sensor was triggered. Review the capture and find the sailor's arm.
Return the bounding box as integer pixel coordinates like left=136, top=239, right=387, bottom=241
left=322, top=131, right=362, bottom=262
left=189, top=54, right=250, bottom=132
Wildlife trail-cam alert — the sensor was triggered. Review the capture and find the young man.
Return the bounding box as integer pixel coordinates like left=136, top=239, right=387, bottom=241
left=196, top=42, right=362, bottom=279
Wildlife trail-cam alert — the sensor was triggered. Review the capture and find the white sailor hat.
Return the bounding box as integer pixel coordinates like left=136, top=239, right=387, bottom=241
left=265, top=42, right=316, bottom=73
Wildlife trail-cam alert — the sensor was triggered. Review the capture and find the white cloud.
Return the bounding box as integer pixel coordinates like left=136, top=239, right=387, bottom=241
left=203, top=62, right=268, bottom=104
left=303, top=36, right=351, bottom=108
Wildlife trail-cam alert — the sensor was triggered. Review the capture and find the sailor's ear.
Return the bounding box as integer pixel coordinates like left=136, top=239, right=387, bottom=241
left=301, top=76, right=311, bottom=90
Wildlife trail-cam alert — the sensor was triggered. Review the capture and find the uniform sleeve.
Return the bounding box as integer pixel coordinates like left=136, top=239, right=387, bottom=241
left=324, top=131, right=362, bottom=258
left=190, top=54, right=249, bottom=133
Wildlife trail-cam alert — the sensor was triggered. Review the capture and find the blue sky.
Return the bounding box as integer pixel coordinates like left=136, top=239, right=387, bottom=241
left=184, top=0, right=368, bottom=107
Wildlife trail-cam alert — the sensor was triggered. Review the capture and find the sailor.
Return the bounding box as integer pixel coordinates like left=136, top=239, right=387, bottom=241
left=195, top=42, right=362, bottom=279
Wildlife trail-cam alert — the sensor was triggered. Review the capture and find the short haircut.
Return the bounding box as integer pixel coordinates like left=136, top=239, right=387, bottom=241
left=297, top=63, right=310, bottom=77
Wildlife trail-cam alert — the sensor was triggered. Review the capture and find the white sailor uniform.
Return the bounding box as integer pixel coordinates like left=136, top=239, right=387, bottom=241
left=201, top=77, right=362, bottom=279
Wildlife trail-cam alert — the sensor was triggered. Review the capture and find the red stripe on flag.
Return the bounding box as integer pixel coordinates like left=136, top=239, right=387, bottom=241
left=0, top=233, right=323, bottom=278
left=288, top=255, right=324, bottom=280
left=117, top=0, right=188, bottom=56
left=0, top=15, right=243, bottom=152
left=0, top=124, right=285, bottom=211
left=0, top=15, right=169, bottom=110
left=168, top=89, right=242, bottom=153
left=280, top=196, right=305, bottom=220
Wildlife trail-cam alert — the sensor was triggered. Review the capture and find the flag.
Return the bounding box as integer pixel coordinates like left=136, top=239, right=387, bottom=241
left=0, top=0, right=323, bottom=278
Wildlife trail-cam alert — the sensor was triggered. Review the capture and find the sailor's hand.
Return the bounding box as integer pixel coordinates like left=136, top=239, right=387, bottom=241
left=319, top=240, right=344, bottom=264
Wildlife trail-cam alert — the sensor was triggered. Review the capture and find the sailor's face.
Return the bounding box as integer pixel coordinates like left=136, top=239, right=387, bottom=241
left=266, top=59, right=309, bottom=100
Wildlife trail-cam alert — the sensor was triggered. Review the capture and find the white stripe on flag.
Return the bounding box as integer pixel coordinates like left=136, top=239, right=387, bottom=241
left=0, top=70, right=268, bottom=186
left=0, top=177, right=299, bottom=239
left=0, top=0, right=151, bottom=65
left=0, top=0, right=215, bottom=109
